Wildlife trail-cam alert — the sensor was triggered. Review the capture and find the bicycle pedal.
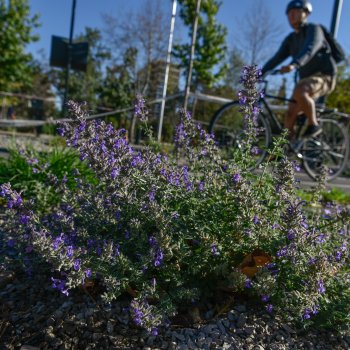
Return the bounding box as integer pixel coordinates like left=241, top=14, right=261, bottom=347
left=289, top=139, right=304, bottom=152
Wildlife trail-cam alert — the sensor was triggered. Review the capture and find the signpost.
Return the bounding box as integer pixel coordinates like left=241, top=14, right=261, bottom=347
left=49, top=0, right=89, bottom=111
left=50, top=36, right=88, bottom=72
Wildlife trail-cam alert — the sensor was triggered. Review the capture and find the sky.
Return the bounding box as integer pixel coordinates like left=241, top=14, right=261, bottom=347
left=26, top=0, right=350, bottom=96
left=27, top=0, right=350, bottom=60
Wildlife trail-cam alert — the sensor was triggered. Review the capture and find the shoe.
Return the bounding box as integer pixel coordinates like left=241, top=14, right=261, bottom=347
left=303, top=124, right=323, bottom=138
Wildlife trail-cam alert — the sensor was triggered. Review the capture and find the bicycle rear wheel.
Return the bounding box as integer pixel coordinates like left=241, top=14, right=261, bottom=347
left=209, top=101, right=271, bottom=166
left=301, top=118, right=349, bottom=181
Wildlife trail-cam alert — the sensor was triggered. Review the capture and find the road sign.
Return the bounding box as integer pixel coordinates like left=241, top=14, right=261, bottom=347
left=50, top=35, right=89, bottom=72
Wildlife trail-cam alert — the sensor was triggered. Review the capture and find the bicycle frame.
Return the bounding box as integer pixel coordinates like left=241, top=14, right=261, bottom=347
left=260, top=96, right=286, bottom=133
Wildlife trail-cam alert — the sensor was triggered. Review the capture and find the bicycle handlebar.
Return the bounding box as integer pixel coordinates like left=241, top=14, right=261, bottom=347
left=262, top=69, right=283, bottom=78
left=260, top=69, right=289, bottom=95
left=269, top=69, right=283, bottom=76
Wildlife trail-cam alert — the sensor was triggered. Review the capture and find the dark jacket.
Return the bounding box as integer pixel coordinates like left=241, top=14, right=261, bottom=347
left=262, top=23, right=336, bottom=79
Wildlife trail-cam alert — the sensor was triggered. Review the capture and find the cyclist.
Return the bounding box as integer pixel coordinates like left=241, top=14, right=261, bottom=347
left=261, top=0, right=337, bottom=140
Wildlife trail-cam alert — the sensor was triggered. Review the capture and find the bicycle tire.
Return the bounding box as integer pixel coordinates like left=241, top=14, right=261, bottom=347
left=208, top=101, right=272, bottom=167
left=301, top=118, right=349, bottom=181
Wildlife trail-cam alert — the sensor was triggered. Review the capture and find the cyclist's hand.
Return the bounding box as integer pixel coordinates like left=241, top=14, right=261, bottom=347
left=280, top=64, right=296, bottom=73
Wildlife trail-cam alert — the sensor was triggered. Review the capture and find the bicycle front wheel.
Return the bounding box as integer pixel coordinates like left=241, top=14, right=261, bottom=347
left=209, top=101, right=272, bottom=166
left=301, top=118, right=350, bottom=181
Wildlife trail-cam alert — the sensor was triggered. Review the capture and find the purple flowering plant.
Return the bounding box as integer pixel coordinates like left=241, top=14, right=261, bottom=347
left=1, top=67, right=350, bottom=331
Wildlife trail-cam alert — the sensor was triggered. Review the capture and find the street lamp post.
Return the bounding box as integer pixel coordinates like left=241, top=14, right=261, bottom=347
left=63, top=0, right=77, bottom=112
left=330, top=0, right=343, bottom=37
left=157, top=0, right=177, bottom=142
left=183, top=0, right=201, bottom=111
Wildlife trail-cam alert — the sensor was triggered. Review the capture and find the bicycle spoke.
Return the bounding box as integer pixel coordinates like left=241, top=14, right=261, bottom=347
left=301, top=118, right=349, bottom=180
left=209, top=102, right=271, bottom=167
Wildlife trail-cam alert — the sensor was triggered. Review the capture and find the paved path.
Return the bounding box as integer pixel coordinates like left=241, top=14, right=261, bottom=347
left=296, top=171, right=350, bottom=193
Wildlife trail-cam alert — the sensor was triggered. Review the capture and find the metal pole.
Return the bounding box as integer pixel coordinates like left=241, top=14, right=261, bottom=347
left=63, top=0, right=77, bottom=111
left=183, top=0, right=201, bottom=111
left=330, top=0, right=343, bottom=37
left=157, top=0, right=177, bottom=142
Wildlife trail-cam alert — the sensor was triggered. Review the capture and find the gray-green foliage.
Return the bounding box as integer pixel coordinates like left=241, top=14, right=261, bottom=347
left=173, top=0, right=228, bottom=88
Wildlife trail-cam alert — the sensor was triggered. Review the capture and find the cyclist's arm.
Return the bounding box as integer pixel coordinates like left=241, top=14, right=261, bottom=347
left=291, top=24, right=324, bottom=67
left=262, top=37, right=290, bottom=75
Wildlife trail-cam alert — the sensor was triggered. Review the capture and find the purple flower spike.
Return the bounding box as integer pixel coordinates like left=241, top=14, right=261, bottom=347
left=73, top=259, right=81, bottom=271
left=111, top=168, right=119, bottom=180
left=266, top=304, right=273, bottom=313
left=134, top=94, right=148, bottom=122
left=149, top=190, right=156, bottom=202
left=7, top=239, right=15, bottom=248
left=211, top=243, right=219, bottom=256
left=232, top=173, right=241, bottom=183
left=261, top=295, right=270, bottom=302
left=154, top=248, right=164, bottom=267
left=287, top=230, right=295, bottom=241
left=253, top=215, right=260, bottom=225
left=66, top=245, right=74, bottom=258
left=303, top=309, right=311, bottom=319
left=245, top=278, right=252, bottom=289
left=57, top=127, right=65, bottom=136
left=149, top=236, right=157, bottom=247
left=317, top=280, right=326, bottom=294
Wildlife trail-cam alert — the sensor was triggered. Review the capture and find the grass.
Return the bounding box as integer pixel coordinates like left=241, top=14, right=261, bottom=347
left=297, top=187, right=350, bottom=205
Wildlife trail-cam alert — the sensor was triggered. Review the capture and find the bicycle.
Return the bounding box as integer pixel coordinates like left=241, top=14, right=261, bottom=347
left=208, top=71, right=350, bottom=181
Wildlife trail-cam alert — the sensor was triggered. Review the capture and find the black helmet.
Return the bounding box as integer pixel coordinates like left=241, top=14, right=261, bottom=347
left=286, top=0, right=312, bottom=15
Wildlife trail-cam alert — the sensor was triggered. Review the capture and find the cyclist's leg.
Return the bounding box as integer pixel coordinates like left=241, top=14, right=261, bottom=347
left=285, top=75, right=334, bottom=138
left=287, top=77, right=317, bottom=129
left=284, top=100, right=301, bottom=140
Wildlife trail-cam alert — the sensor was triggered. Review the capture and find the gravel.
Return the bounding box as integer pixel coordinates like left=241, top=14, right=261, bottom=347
left=1, top=218, right=349, bottom=349
left=0, top=267, right=349, bottom=348
left=0, top=132, right=52, bottom=155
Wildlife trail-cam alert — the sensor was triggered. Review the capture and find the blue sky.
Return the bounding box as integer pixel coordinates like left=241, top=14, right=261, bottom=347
left=28, top=0, right=350, bottom=63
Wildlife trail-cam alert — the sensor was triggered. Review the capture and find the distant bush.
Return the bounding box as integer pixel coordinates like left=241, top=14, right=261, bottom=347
left=1, top=67, right=349, bottom=333
left=0, top=146, right=96, bottom=211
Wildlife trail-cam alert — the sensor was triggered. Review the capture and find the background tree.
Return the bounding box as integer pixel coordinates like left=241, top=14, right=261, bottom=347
left=327, top=64, right=350, bottom=114
left=15, top=56, right=57, bottom=122
left=102, top=0, right=169, bottom=97
left=173, top=0, right=228, bottom=90
left=0, top=0, right=40, bottom=92
left=98, top=47, right=138, bottom=129
left=224, top=47, right=246, bottom=91
left=235, top=0, right=282, bottom=65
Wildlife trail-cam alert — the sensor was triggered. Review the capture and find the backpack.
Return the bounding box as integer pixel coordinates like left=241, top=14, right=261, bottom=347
left=319, top=24, right=346, bottom=64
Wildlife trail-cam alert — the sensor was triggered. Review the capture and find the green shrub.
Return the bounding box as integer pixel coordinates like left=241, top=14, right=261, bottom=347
left=0, top=146, right=96, bottom=211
